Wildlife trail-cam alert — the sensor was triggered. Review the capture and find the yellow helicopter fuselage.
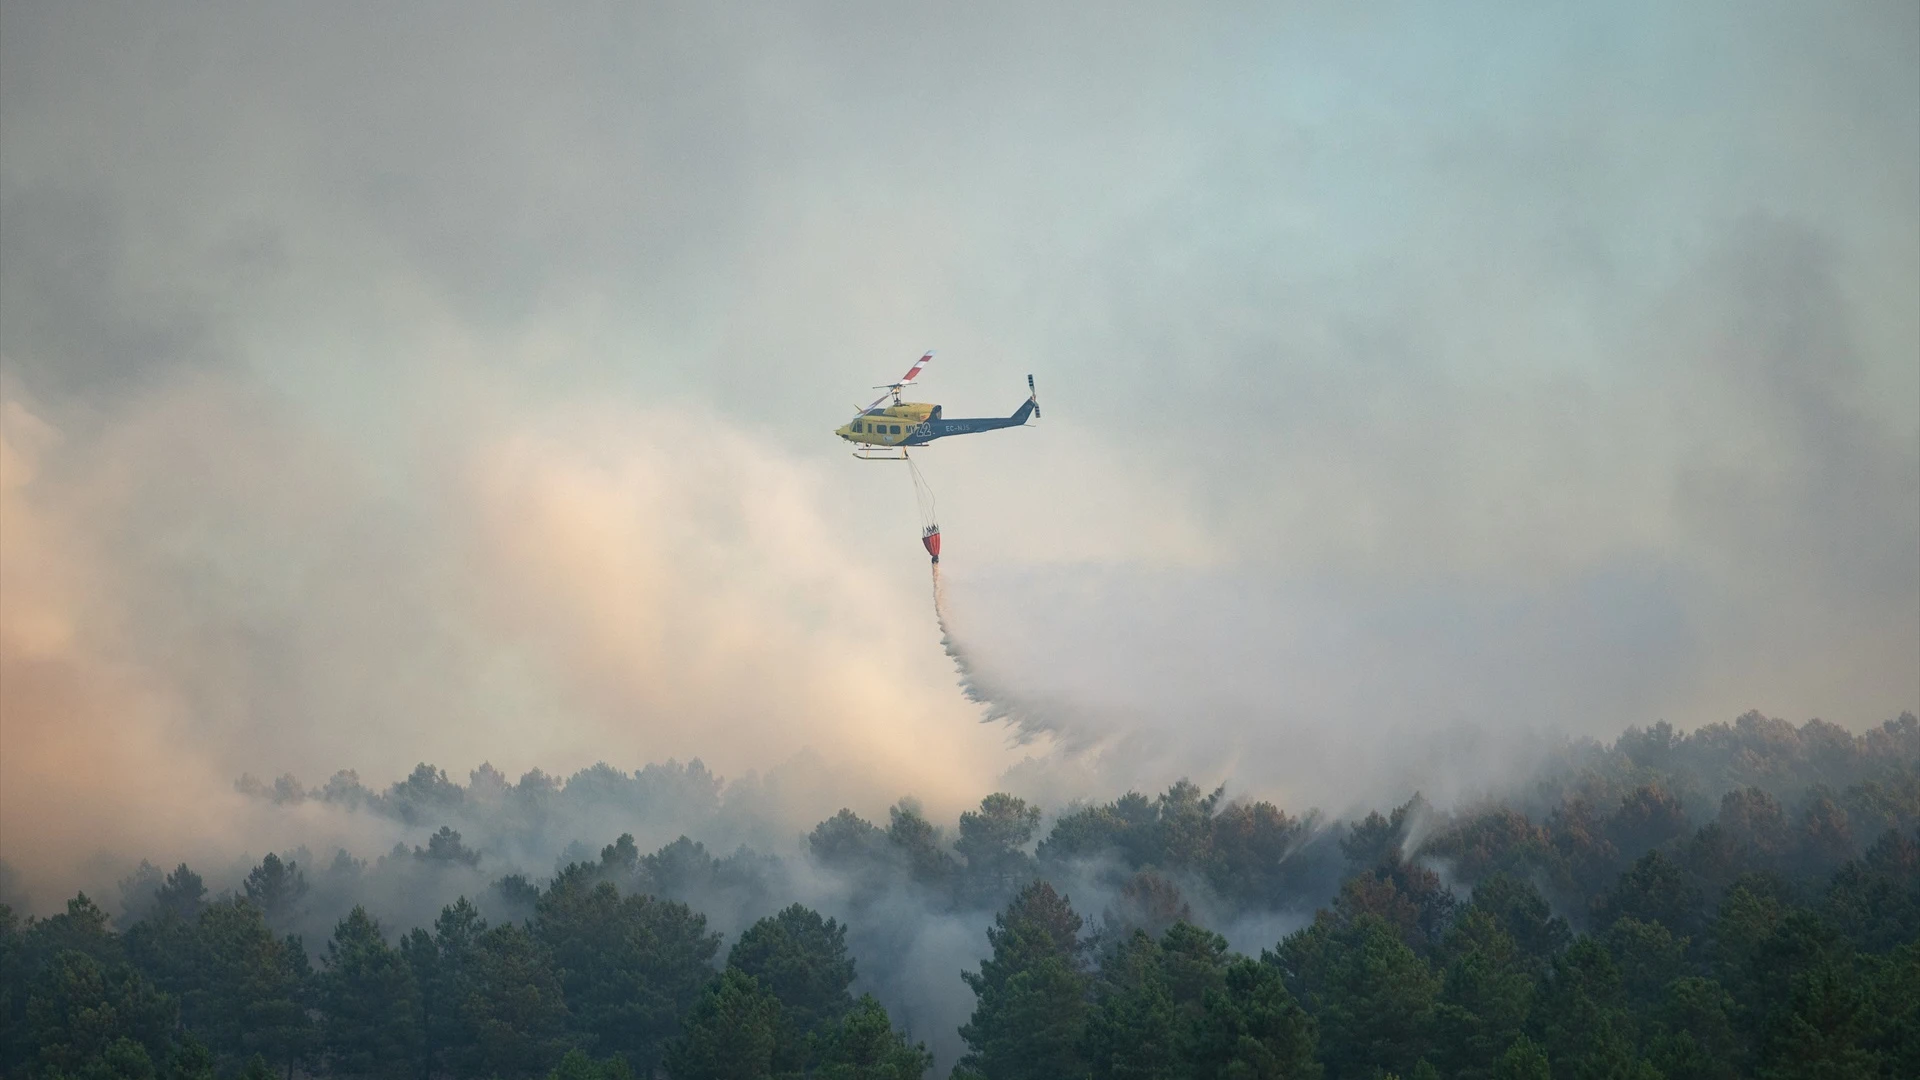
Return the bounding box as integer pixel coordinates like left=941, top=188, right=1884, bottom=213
left=833, top=374, right=1038, bottom=456
left=835, top=402, right=938, bottom=446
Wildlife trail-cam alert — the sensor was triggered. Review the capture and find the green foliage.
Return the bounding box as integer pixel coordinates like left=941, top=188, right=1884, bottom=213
left=1424, top=808, right=1554, bottom=885
left=1529, top=937, right=1657, bottom=1080
left=152, top=866, right=207, bottom=924
left=1038, top=792, right=1156, bottom=867
left=1599, top=918, right=1686, bottom=1013
left=633, top=836, right=705, bottom=895
left=1863, top=941, right=1920, bottom=1078
left=1594, top=851, right=1704, bottom=937
left=1083, top=930, right=1187, bottom=1079
left=956, top=794, right=1044, bottom=902
left=1153, top=781, right=1227, bottom=873
left=321, top=906, right=422, bottom=1078
left=1, top=904, right=25, bottom=1070
left=888, top=800, right=960, bottom=891
left=1643, top=976, right=1739, bottom=1080
left=12, top=713, right=1917, bottom=1080
left=493, top=873, right=543, bottom=920
left=1206, top=800, right=1309, bottom=902
left=1822, top=829, right=1919, bottom=954
left=385, top=764, right=467, bottom=825
left=1190, top=957, right=1318, bottom=1079
left=26, top=895, right=121, bottom=971
left=1489, top=1035, right=1550, bottom=1080
left=1041, top=785, right=1322, bottom=912
left=1466, top=875, right=1571, bottom=972
left=1717, top=787, right=1792, bottom=862
left=461, top=922, right=572, bottom=1078
left=1710, top=872, right=1797, bottom=1008
left=158, top=898, right=313, bottom=1073
left=810, top=810, right=894, bottom=872
left=1606, top=786, right=1689, bottom=860
left=242, top=854, right=308, bottom=928
left=23, top=949, right=175, bottom=1078
left=814, top=994, right=934, bottom=1080
left=1755, top=957, right=1876, bottom=1079
left=543, top=1047, right=635, bottom=1080
left=1340, top=795, right=1429, bottom=870
left=809, top=810, right=900, bottom=896
left=1307, top=916, right=1438, bottom=1080
left=664, top=969, right=783, bottom=1079
left=415, top=826, right=483, bottom=867
left=1793, top=788, right=1858, bottom=880
left=163, top=1032, right=215, bottom=1080
left=957, top=881, right=1090, bottom=1080
left=728, top=903, right=856, bottom=1036
left=404, top=896, right=485, bottom=1077
left=1429, top=909, right=1532, bottom=1080
left=535, top=867, right=719, bottom=1073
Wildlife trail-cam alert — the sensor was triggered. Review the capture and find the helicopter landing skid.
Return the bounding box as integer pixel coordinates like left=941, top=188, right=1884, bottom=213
left=851, top=446, right=911, bottom=461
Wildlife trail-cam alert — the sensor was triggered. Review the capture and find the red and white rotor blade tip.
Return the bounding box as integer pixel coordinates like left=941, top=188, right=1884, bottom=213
left=853, top=351, right=934, bottom=417
left=898, top=350, right=933, bottom=386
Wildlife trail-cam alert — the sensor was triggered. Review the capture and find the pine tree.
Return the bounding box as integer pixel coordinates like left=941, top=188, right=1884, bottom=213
left=1489, top=1036, right=1549, bottom=1080
left=321, top=906, right=423, bottom=1078
left=1529, top=937, right=1659, bottom=1080
left=459, top=923, right=572, bottom=1078
left=1428, top=909, right=1532, bottom=1080
left=407, top=896, right=487, bottom=1077
left=1082, top=930, right=1182, bottom=1080
left=1189, top=957, right=1319, bottom=1080
left=153, top=865, right=209, bottom=922
left=728, top=904, right=856, bottom=1036
left=243, top=855, right=309, bottom=929
left=956, top=795, right=1043, bottom=904
left=955, top=881, right=1090, bottom=1080
left=185, top=898, right=314, bottom=1073
left=663, top=969, right=783, bottom=1079
left=534, top=867, right=719, bottom=1073
left=1303, top=915, right=1438, bottom=1079
left=814, top=994, right=934, bottom=1080
left=23, top=949, right=176, bottom=1076
left=887, top=800, right=961, bottom=891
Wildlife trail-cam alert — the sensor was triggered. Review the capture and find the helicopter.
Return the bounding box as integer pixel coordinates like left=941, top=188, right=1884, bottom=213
left=834, top=351, right=1039, bottom=461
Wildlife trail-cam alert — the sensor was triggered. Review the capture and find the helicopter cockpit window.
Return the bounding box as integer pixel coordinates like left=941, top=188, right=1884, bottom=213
left=853, top=422, right=864, bottom=433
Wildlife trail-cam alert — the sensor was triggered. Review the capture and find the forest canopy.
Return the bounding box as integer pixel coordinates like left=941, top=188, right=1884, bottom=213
left=4, top=711, right=1916, bottom=1078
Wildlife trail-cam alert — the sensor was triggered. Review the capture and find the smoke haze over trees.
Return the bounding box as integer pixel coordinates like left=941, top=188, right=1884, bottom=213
left=5, top=710, right=1916, bottom=1075
left=2, top=1, right=1916, bottom=1076
left=3, top=0, right=1916, bottom=905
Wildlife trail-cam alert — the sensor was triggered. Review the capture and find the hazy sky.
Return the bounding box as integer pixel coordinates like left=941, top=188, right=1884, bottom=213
left=3, top=1, right=1916, bottom=897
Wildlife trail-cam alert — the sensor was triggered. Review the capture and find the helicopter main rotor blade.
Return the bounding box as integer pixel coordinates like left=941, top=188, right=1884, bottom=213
left=896, top=350, right=933, bottom=386
left=850, top=350, right=933, bottom=418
